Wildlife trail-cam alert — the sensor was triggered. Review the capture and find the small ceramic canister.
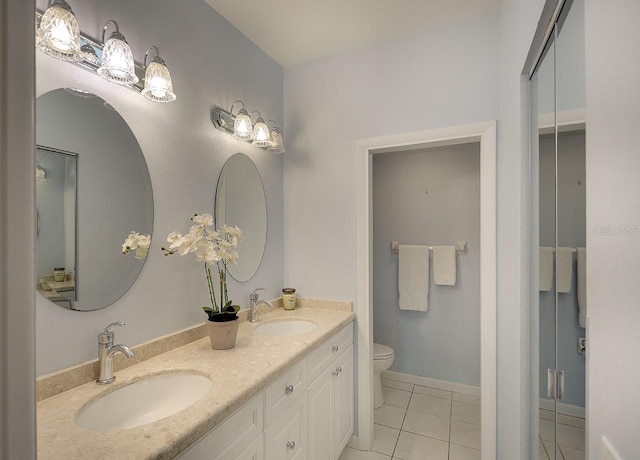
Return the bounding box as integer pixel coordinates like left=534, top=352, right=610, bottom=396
left=53, top=267, right=65, bottom=282
left=282, top=288, right=296, bottom=310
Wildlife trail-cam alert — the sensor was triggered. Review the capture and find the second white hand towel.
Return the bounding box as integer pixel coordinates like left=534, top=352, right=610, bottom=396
left=433, top=245, right=457, bottom=286
left=398, top=245, right=430, bottom=311
left=556, top=247, right=573, bottom=293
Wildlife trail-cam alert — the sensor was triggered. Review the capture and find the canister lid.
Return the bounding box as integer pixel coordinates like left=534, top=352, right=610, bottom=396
left=282, top=288, right=296, bottom=293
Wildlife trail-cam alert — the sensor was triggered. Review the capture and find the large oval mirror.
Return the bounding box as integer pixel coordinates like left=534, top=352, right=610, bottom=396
left=36, top=88, right=153, bottom=311
left=215, top=153, right=267, bottom=282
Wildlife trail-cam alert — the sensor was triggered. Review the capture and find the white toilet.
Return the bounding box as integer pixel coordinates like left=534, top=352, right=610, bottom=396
left=373, top=343, right=395, bottom=408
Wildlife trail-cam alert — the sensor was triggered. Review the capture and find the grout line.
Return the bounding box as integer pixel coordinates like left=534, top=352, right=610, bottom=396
left=447, top=394, right=453, bottom=460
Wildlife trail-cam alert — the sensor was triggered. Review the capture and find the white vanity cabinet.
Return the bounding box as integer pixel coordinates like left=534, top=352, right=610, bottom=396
left=307, top=325, right=354, bottom=460
left=178, top=321, right=354, bottom=460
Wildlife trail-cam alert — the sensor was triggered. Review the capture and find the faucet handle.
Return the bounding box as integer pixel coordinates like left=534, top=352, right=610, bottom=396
left=99, top=322, right=126, bottom=344
left=251, top=287, right=265, bottom=301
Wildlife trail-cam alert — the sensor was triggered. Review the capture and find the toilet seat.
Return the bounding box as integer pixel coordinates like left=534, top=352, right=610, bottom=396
left=373, top=343, right=394, bottom=360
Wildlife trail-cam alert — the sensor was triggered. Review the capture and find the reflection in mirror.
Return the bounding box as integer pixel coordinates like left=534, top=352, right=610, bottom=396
left=36, top=88, right=153, bottom=311
left=215, top=153, right=267, bottom=282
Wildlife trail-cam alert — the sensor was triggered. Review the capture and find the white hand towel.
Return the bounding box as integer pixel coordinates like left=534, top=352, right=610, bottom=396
left=539, top=247, right=554, bottom=291
left=433, top=245, right=456, bottom=286
left=577, top=247, right=587, bottom=328
left=398, top=245, right=430, bottom=311
left=556, top=247, right=573, bottom=293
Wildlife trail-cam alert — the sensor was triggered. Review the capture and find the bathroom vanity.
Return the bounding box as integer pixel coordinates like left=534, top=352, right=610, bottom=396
left=36, top=305, right=354, bottom=459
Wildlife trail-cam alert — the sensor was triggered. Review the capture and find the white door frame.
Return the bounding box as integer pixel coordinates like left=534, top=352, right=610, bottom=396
left=355, top=121, right=497, bottom=459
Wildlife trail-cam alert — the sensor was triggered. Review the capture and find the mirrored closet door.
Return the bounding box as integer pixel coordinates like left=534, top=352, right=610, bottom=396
left=529, top=1, right=586, bottom=458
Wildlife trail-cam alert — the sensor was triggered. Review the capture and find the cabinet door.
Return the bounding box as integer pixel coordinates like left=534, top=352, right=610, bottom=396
left=307, top=369, right=332, bottom=460
left=235, top=433, right=264, bottom=460
left=332, top=346, right=354, bottom=459
left=266, top=392, right=307, bottom=460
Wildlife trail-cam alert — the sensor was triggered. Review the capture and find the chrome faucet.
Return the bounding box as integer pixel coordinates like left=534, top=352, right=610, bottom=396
left=97, top=322, right=134, bottom=384
left=250, top=288, right=272, bottom=323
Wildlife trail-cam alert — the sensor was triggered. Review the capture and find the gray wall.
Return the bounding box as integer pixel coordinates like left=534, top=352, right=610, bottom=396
left=372, top=143, right=480, bottom=386
left=585, top=1, right=640, bottom=457
left=35, top=0, right=284, bottom=375
left=538, top=130, right=586, bottom=407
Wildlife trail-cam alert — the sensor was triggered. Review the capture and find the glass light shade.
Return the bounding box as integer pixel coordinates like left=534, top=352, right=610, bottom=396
left=36, top=164, right=46, bottom=182
left=98, top=34, right=138, bottom=85
left=269, top=128, right=286, bottom=154
left=36, top=1, right=82, bottom=62
left=233, top=109, right=253, bottom=141
left=252, top=119, right=272, bottom=148
left=142, top=60, right=176, bottom=103
left=80, top=44, right=100, bottom=66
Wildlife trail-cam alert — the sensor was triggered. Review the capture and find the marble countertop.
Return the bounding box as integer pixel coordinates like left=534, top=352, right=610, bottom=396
left=37, top=306, right=354, bottom=459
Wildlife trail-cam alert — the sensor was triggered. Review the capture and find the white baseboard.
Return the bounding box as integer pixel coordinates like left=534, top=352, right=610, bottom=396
left=382, top=370, right=480, bottom=396
left=539, top=398, right=585, bottom=419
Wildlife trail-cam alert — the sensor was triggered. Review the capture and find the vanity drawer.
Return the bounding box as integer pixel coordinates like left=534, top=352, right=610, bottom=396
left=178, top=393, right=264, bottom=460
left=265, top=359, right=307, bottom=425
left=307, top=323, right=353, bottom=382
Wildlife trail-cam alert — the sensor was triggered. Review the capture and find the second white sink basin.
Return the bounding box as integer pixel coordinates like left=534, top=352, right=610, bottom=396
left=76, top=373, right=211, bottom=431
left=256, top=319, right=317, bottom=337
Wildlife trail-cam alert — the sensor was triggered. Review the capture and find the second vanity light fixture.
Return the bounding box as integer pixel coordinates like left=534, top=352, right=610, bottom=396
left=35, top=1, right=176, bottom=103
left=211, top=101, right=286, bottom=153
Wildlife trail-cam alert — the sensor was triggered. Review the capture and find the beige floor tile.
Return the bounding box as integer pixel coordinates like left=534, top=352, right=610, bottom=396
left=452, top=401, right=481, bottom=425
left=402, top=409, right=450, bottom=442
left=382, top=378, right=414, bottom=392
left=452, top=392, right=480, bottom=405
left=413, top=385, right=452, bottom=400
left=558, top=413, right=586, bottom=429
left=542, top=440, right=563, bottom=459
left=393, top=431, right=449, bottom=460
left=449, top=443, right=481, bottom=460
left=539, top=437, right=550, bottom=460
left=539, top=418, right=556, bottom=442
left=561, top=445, right=586, bottom=460
left=372, top=424, right=400, bottom=456
left=539, top=409, right=555, bottom=421
left=450, top=420, right=481, bottom=450
left=408, top=393, right=451, bottom=419
left=383, top=387, right=412, bottom=409
left=339, top=446, right=392, bottom=460
left=375, top=404, right=407, bottom=429
left=557, top=424, right=585, bottom=450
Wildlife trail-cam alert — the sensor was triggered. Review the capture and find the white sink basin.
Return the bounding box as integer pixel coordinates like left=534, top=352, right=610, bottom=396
left=256, top=319, right=317, bottom=337
left=76, top=373, right=211, bottom=431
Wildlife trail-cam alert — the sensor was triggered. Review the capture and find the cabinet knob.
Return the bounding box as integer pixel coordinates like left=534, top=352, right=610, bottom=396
left=333, top=368, right=340, bottom=377
left=332, top=345, right=339, bottom=353
left=284, top=384, right=294, bottom=395
left=338, top=366, right=343, bottom=374
left=287, top=441, right=296, bottom=450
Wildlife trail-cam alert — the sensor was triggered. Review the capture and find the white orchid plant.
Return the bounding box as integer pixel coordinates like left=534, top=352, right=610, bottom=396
left=162, top=213, right=243, bottom=322
left=121, top=231, right=151, bottom=259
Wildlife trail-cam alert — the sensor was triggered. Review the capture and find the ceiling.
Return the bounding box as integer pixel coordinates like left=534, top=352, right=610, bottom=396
left=204, top=0, right=501, bottom=67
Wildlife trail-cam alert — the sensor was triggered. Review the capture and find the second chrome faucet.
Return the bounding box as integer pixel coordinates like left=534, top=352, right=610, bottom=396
left=249, top=288, right=272, bottom=323
left=97, top=322, right=134, bottom=384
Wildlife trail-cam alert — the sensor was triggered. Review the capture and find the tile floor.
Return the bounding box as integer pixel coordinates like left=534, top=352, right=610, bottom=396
left=538, top=409, right=586, bottom=460
left=339, top=378, right=481, bottom=460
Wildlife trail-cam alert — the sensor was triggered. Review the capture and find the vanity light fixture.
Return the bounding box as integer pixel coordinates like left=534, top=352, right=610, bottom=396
left=80, top=43, right=100, bottom=66
left=269, top=126, right=286, bottom=154
left=36, top=0, right=82, bottom=62
left=98, top=20, right=138, bottom=85
left=251, top=112, right=272, bottom=148
left=210, top=103, right=285, bottom=153
left=142, top=46, right=176, bottom=103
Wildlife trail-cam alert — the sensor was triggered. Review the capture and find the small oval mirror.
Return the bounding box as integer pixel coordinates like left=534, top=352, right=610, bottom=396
left=215, top=153, right=267, bottom=282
